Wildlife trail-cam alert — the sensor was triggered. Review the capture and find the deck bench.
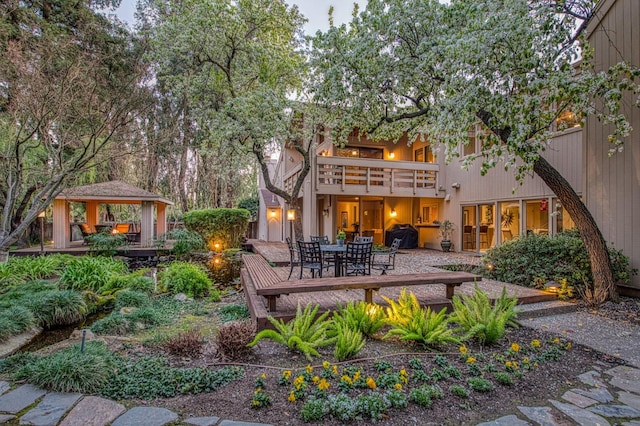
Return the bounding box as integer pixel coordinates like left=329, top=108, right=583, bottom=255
left=242, top=254, right=482, bottom=312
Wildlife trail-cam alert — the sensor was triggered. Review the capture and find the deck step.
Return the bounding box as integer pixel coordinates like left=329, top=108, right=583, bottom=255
left=517, top=300, right=579, bottom=319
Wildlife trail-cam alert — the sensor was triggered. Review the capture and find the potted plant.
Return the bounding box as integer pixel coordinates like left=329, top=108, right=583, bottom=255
left=336, top=230, right=346, bottom=246
left=439, top=220, right=455, bottom=252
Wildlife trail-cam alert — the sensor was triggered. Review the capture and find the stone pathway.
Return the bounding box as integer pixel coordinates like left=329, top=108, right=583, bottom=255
left=479, top=364, right=640, bottom=425
left=0, top=382, right=271, bottom=426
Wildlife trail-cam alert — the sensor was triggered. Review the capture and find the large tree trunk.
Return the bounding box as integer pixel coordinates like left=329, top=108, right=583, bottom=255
left=533, top=156, right=616, bottom=304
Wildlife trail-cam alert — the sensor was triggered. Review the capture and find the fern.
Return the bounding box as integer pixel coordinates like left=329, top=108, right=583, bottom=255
left=247, top=303, right=335, bottom=361
left=383, top=288, right=422, bottom=328
left=449, top=285, right=518, bottom=345
left=333, top=301, right=386, bottom=337
left=383, top=289, right=459, bottom=348
left=333, top=322, right=366, bottom=361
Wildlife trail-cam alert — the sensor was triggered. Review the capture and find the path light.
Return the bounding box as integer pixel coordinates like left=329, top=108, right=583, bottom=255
left=212, top=255, right=222, bottom=267
left=213, top=242, right=221, bottom=252
left=544, top=280, right=560, bottom=293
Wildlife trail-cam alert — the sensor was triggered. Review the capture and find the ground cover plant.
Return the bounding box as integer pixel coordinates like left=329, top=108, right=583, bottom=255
left=159, top=261, right=216, bottom=299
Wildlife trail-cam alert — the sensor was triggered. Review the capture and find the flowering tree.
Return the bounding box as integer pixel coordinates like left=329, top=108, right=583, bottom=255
left=310, top=0, right=640, bottom=303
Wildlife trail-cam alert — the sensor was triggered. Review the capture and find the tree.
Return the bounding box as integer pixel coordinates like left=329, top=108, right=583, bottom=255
left=0, top=0, right=150, bottom=253
left=143, top=0, right=312, bottom=238
left=309, top=0, right=640, bottom=303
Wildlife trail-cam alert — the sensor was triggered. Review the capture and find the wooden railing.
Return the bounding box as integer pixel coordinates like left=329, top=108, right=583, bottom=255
left=314, top=156, right=441, bottom=197
left=283, top=163, right=303, bottom=195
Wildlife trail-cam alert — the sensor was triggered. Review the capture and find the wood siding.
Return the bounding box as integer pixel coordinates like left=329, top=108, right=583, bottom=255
left=585, top=0, right=640, bottom=288
left=443, top=129, right=583, bottom=205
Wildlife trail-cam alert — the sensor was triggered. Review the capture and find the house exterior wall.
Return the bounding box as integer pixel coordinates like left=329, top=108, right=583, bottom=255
left=584, top=0, right=640, bottom=289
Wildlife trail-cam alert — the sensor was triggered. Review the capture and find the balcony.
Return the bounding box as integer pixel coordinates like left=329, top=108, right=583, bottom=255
left=313, top=156, right=441, bottom=197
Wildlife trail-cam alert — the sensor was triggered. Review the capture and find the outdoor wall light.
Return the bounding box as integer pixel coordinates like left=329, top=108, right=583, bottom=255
left=269, top=209, right=277, bottom=218
left=287, top=209, right=296, bottom=221
left=451, top=182, right=461, bottom=189
left=388, top=152, right=395, bottom=159
left=322, top=208, right=329, bottom=216
left=390, top=208, right=397, bottom=218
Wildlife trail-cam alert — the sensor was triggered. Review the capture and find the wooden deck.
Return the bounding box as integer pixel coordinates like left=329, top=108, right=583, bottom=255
left=241, top=248, right=556, bottom=330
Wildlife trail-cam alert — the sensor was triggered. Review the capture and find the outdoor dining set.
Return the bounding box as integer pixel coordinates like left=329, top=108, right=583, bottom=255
left=286, top=235, right=402, bottom=280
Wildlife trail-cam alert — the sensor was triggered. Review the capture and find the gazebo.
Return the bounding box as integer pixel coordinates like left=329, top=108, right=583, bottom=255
left=52, top=180, right=174, bottom=249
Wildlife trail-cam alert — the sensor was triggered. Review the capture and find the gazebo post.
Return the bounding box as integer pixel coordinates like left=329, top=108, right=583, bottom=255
left=52, top=199, right=70, bottom=249
left=141, top=201, right=154, bottom=247
left=85, top=201, right=99, bottom=233
left=156, top=203, right=167, bottom=238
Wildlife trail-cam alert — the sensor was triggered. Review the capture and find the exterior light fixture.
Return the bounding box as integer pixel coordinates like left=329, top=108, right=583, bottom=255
left=287, top=209, right=296, bottom=221
left=390, top=208, right=397, bottom=218
left=388, top=152, right=395, bottom=159
left=214, top=242, right=221, bottom=252
left=269, top=209, right=277, bottom=218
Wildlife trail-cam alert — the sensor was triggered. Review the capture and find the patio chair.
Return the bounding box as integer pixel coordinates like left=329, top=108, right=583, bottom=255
left=297, top=240, right=325, bottom=278
left=343, top=241, right=372, bottom=276
left=79, top=223, right=95, bottom=245
left=372, top=238, right=401, bottom=275
left=310, top=235, right=330, bottom=245
left=285, top=237, right=300, bottom=280
left=310, top=235, right=335, bottom=269
left=354, top=235, right=374, bottom=243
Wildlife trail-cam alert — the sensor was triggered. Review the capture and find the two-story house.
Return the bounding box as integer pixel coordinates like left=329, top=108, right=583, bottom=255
left=258, top=0, right=639, bottom=292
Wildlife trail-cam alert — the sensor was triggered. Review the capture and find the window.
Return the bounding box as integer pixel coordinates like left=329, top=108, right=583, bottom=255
left=556, top=109, right=581, bottom=131
left=463, top=127, right=478, bottom=157
left=336, top=147, right=383, bottom=159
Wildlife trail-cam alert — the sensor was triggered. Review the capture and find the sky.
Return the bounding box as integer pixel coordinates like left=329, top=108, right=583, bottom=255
left=114, top=0, right=364, bottom=34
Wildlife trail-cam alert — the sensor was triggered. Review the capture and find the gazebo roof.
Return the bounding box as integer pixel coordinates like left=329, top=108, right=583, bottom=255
left=56, top=180, right=173, bottom=205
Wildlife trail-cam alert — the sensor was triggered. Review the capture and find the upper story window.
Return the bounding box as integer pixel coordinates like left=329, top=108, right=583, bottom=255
left=462, top=126, right=479, bottom=157
left=414, top=144, right=434, bottom=163
left=336, top=147, right=383, bottom=159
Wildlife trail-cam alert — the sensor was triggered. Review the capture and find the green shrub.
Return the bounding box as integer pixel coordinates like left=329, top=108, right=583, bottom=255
left=13, top=342, right=114, bottom=393
left=300, top=397, right=328, bottom=422
left=90, top=313, right=132, bottom=335
left=449, top=285, right=518, bottom=345
left=327, top=393, right=358, bottom=421
left=0, top=306, right=36, bottom=341
left=159, top=228, right=205, bottom=256
left=183, top=208, right=250, bottom=250
left=60, top=256, right=128, bottom=291
left=100, top=270, right=155, bottom=295
left=356, top=392, right=389, bottom=421
left=483, top=230, right=637, bottom=291
left=85, top=232, right=128, bottom=256
left=0, top=280, right=58, bottom=310
left=248, top=303, right=335, bottom=361
left=467, top=377, right=494, bottom=392
left=383, top=290, right=459, bottom=347
left=494, top=372, right=514, bottom=385
left=333, top=301, right=386, bottom=337
left=0, top=254, right=75, bottom=286
left=114, top=290, right=150, bottom=310
left=159, top=261, right=212, bottom=298
left=409, top=386, right=433, bottom=408
left=33, top=290, right=87, bottom=329
left=385, top=389, right=408, bottom=408
left=449, top=384, right=469, bottom=398
left=333, top=322, right=366, bottom=361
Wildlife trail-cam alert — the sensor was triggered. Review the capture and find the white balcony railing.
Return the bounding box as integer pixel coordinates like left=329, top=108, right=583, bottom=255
left=314, top=156, right=441, bottom=197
